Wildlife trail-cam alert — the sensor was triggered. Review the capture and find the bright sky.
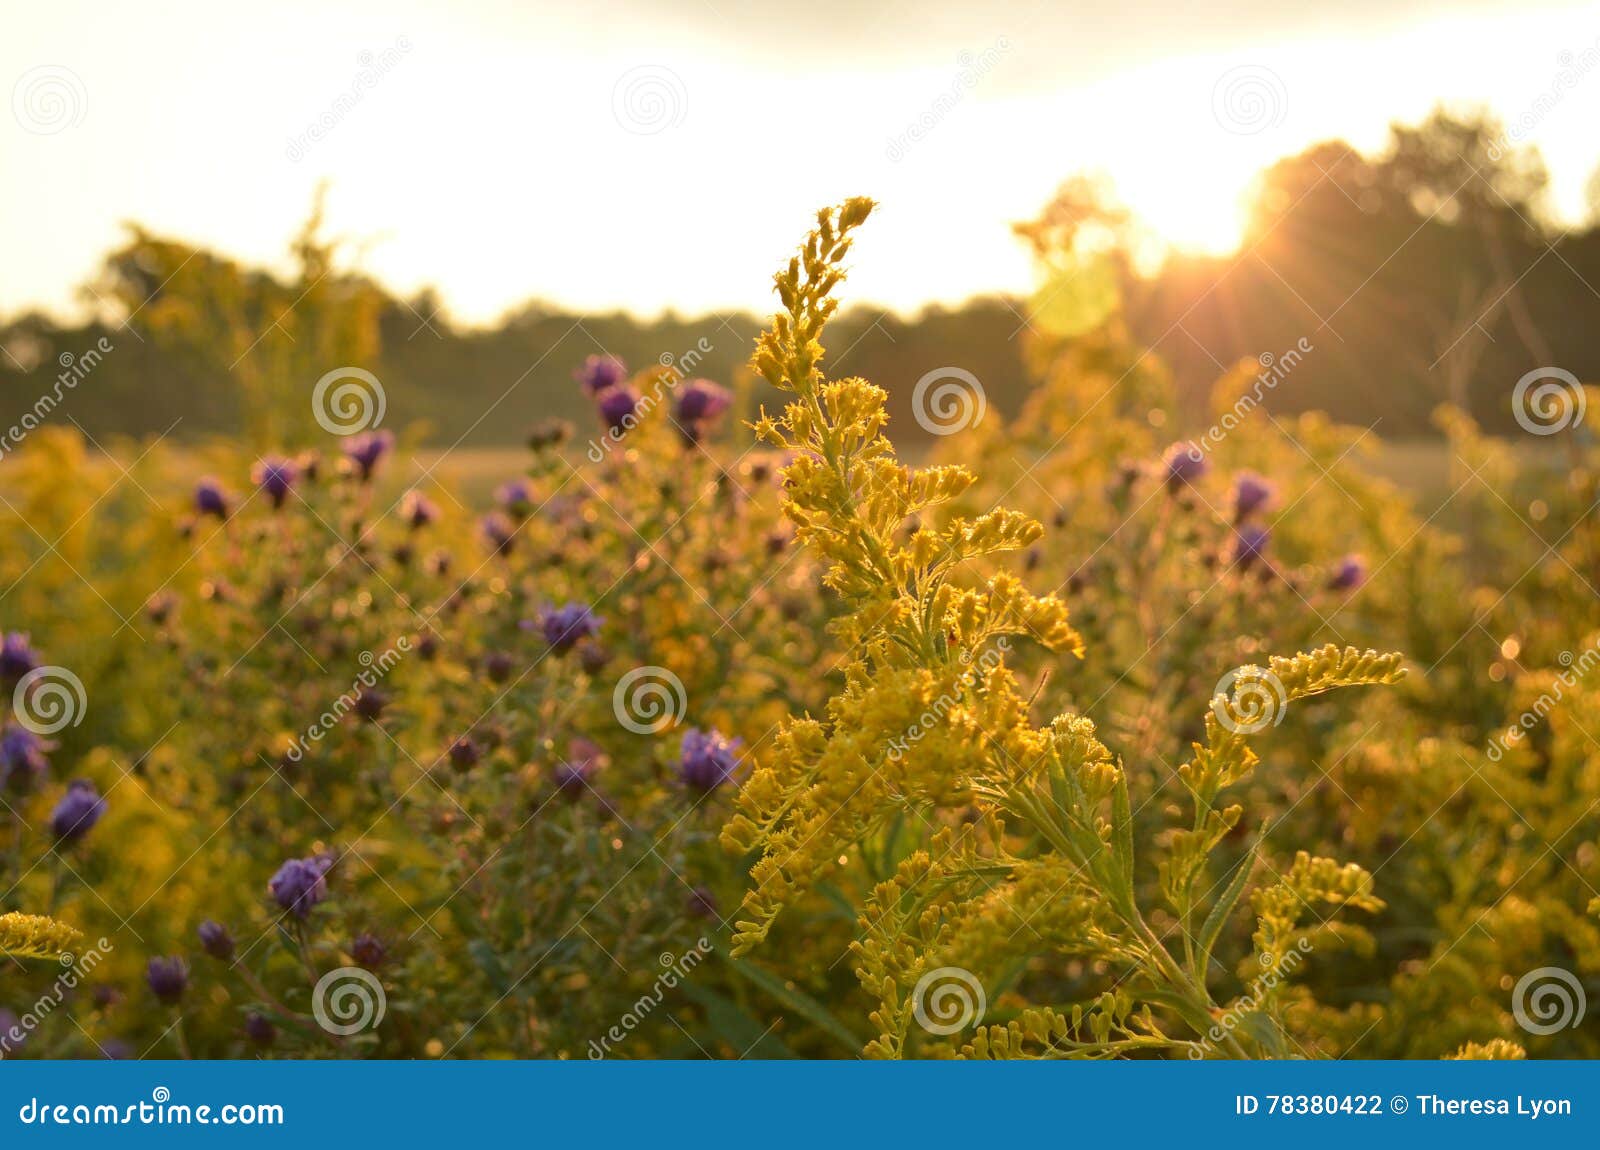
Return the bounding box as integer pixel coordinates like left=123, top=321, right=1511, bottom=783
left=4, top=0, right=1599, bottom=325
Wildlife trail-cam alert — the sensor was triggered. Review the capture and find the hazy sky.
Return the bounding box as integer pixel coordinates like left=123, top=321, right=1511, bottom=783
left=5, top=0, right=1600, bottom=324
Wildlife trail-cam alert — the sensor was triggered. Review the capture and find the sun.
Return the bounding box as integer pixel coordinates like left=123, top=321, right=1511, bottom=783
left=1123, top=176, right=1249, bottom=258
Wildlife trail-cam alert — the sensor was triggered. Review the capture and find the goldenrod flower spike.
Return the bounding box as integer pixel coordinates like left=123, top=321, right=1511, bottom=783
left=0, top=911, right=83, bottom=961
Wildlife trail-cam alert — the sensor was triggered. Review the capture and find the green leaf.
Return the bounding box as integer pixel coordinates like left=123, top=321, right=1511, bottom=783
left=1197, top=845, right=1258, bottom=973
left=718, top=951, right=864, bottom=1054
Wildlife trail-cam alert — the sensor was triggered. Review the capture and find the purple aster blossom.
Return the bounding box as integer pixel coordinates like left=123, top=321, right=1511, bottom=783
left=1329, top=553, right=1369, bottom=592
left=50, top=779, right=106, bottom=841
left=146, top=956, right=188, bottom=1005
left=675, top=380, right=733, bottom=443
left=675, top=727, right=743, bottom=793
left=575, top=354, right=628, bottom=395
left=252, top=455, right=299, bottom=510
left=447, top=736, right=481, bottom=772
left=244, top=1011, right=277, bottom=1048
left=198, top=920, right=235, bottom=961
left=1, top=724, right=52, bottom=789
left=596, top=385, right=641, bottom=433
left=194, top=477, right=230, bottom=521
left=1231, top=471, right=1274, bottom=519
left=341, top=430, right=395, bottom=481
left=481, top=512, right=516, bottom=556
left=401, top=488, right=439, bottom=530
left=483, top=651, right=514, bottom=683
left=536, top=603, right=603, bottom=653
left=351, top=932, right=387, bottom=970
left=496, top=479, right=533, bottom=517
left=269, top=854, right=334, bottom=920
left=686, top=885, right=719, bottom=920
left=0, top=632, right=39, bottom=680
left=1161, top=441, right=1209, bottom=492
left=551, top=738, right=606, bottom=799
left=1231, top=524, right=1271, bottom=569
left=352, top=687, right=389, bottom=721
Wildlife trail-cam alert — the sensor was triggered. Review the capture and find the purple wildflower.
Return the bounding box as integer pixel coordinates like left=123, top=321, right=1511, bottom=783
left=551, top=739, right=605, bottom=798
left=537, top=603, right=602, bottom=653
left=1162, top=442, right=1209, bottom=492
left=481, top=512, right=516, bottom=555
left=0, top=632, right=38, bottom=680
left=244, top=1011, right=277, bottom=1048
left=269, top=854, right=334, bottom=920
left=497, top=479, right=533, bottom=517
left=675, top=380, right=733, bottom=442
left=1329, top=554, right=1368, bottom=592
left=596, top=385, right=640, bottom=433
left=341, top=430, right=394, bottom=481
left=194, top=477, right=230, bottom=520
left=351, top=932, right=387, bottom=970
left=146, top=957, right=188, bottom=1005
left=576, top=354, right=628, bottom=395
left=447, top=736, right=480, bottom=772
left=252, top=456, right=299, bottom=510
left=352, top=688, right=389, bottom=721
left=50, top=779, right=106, bottom=841
left=401, top=489, right=439, bottom=530
left=198, top=920, right=235, bottom=961
left=0, top=724, right=51, bottom=788
left=1231, top=524, right=1271, bottom=569
left=1231, top=472, right=1274, bottom=519
left=686, top=885, right=719, bottom=920
left=675, top=727, right=743, bottom=793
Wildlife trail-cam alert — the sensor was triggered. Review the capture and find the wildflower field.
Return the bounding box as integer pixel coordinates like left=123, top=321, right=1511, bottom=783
left=1, top=188, right=1596, bottom=1064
